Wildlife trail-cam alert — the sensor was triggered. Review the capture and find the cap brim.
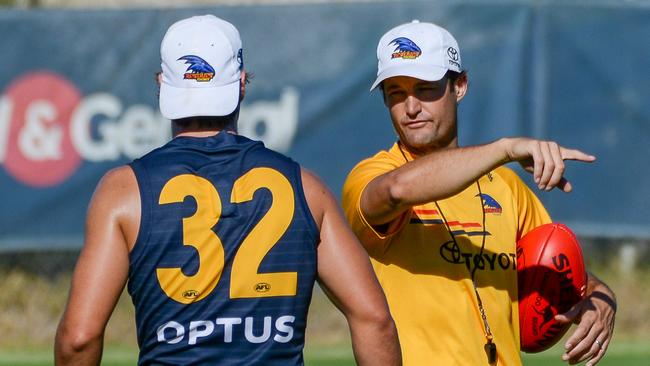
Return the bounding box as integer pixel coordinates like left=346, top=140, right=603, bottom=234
left=160, top=80, right=240, bottom=120
left=370, top=64, right=449, bottom=91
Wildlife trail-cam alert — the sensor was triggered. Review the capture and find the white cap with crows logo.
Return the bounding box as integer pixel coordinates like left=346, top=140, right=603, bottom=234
left=159, top=14, right=244, bottom=119
left=371, top=20, right=462, bottom=91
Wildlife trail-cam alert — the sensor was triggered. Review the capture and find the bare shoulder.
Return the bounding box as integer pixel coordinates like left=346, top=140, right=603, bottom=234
left=300, top=168, right=338, bottom=229
left=88, top=165, right=140, bottom=249
left=92, top=165, right=139, bottom=204
left=300, top=168, right=329, bottom=196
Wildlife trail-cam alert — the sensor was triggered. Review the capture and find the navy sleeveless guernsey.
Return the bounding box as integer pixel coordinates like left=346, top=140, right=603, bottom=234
left=128, top=132, right=318, bottom=365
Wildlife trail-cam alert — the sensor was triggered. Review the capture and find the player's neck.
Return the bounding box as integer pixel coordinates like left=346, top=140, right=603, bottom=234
left=172, top=118, right=238, bottom=138
left=174, top=129, right=237, bottom=138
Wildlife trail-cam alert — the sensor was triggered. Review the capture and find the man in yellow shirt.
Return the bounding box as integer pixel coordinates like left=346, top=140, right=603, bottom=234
left=342, top=20, right=616, bottom=366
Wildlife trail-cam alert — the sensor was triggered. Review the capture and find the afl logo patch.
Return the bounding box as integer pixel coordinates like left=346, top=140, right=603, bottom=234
left=182, top=289, right=200, bottom=299
left=254, top=283, right=271, bottom=293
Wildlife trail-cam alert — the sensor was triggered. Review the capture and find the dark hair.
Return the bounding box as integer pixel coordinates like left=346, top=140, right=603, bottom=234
left=446, top=69, right=464, bottom=83
left=446, top=69, right=467, bottom=90
left=171, top=105, right=240, bottom=132
left=244, top=71, right=254, bottom=85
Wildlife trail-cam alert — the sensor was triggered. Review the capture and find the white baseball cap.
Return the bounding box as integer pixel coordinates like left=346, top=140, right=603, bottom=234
left=159, top=15, right=244, bottom=119
left=371, top=20, right=462, bottom=91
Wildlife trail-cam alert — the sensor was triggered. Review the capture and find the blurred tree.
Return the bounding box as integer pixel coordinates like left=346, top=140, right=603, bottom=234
left=1, top=0, right=40, bottom=7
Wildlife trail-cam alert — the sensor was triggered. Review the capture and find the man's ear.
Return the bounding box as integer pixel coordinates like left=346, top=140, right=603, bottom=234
left=455, top=72, right=468, bottom=102
left=240, top=70, right=247, bottom=101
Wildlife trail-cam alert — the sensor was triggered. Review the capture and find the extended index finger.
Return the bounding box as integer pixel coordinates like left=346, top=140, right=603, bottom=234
left=560, top=147, right=597, bottom=162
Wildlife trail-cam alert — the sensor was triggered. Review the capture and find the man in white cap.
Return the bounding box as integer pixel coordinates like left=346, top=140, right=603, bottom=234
left=342, top=20, right=616, bottom=365
left=55, top=15, right=401, bottom=366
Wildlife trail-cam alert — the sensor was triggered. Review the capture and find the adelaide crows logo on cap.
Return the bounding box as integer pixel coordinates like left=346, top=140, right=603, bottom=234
left=178, top=55, right=215, bottom=82
left=477, top=193, right=503, bottom=214
left=389, top=37, right=422, bottom=59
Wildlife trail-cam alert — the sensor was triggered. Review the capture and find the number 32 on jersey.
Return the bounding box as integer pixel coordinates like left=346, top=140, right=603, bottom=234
left=156, top=167, right=297, bottom=304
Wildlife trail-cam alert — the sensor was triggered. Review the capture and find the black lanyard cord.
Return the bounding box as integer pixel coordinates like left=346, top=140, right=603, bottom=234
left=398, top=142, right=497, bottom=364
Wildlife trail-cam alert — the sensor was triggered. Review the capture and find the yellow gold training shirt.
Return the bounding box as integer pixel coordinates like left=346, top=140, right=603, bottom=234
left=342, top=143, right=551, bottom=366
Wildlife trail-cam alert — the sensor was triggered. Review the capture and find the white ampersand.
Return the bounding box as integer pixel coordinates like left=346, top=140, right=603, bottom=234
left=18, top=100, right=63, bottom=161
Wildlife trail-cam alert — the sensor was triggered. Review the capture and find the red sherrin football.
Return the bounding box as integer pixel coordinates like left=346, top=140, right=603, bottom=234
left=517, top=223, right=587, bottom=353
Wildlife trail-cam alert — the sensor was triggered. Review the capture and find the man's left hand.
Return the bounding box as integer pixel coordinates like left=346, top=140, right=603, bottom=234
left=554, top=273, right=616, bottom=366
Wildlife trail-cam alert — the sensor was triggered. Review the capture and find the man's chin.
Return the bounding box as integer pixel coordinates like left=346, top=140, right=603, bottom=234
left=402, top=137, right=454, bottom=154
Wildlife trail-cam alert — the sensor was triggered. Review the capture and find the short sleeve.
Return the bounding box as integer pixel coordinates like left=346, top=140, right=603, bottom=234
left=342, top=153, right=407, bottom=252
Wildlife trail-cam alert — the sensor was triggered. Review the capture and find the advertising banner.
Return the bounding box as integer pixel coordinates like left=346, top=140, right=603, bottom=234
left=0, top=2, right=648, bottom=249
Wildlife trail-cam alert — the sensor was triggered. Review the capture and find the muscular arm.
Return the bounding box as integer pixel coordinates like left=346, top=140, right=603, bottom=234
left=362, top=137, right=596, bottom=226
left=302, top=169, right=401, bottom=366
left=55, top=166, right=140, bottom=366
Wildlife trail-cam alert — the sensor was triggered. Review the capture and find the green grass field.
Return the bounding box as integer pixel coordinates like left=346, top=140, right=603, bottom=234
left=1, top=339, right=647, bottom=366
left=0, top=259, right=647, bottom=365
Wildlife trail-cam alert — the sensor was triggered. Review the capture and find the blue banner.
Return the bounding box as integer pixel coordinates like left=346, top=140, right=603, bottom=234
left=0, top=2, right=648, bottom=250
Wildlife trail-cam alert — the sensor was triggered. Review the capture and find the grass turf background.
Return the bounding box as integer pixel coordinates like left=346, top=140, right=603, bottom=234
left=0, top=250, right=647, bottom=365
